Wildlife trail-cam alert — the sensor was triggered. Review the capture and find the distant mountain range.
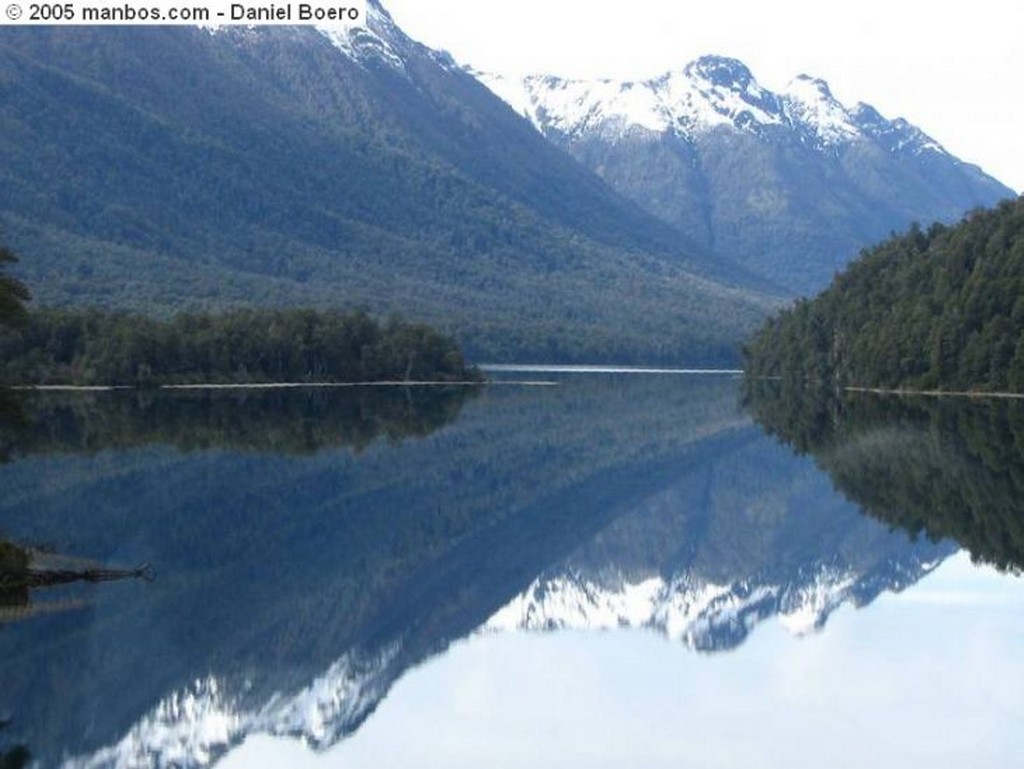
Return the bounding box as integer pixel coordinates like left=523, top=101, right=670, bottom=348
left=0, top=5, right=776, bottom=364
left=478, top=57, right=1014, bottom=293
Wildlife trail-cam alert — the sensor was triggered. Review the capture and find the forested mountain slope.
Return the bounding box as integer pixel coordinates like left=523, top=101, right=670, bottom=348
left=744, top=198, right=1024, bottom=390
left=0, top=6, right=776, bottom=363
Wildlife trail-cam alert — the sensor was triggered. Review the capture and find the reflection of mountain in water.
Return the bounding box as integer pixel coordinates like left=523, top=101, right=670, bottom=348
left=484, top=550, right=944, bottom=652
left=483, top=434, right=950, bottom=651
left=745, top=379, right=1024, bottom=572
left=0, top=377, right=951, bottom=767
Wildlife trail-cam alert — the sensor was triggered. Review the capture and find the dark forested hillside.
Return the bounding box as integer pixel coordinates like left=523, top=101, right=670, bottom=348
left=744, top=198, right=1024, bottom=391
left=0, top=11, right=777, bottom=364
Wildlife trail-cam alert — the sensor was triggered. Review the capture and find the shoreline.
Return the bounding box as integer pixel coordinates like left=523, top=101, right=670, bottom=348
left=9, top=380, right=554, bottom=392
left=480, top=364, right=742, bottom=375
left=4, top=366, right=748, bottom=391
left=846, top=386, right=1024, bottom=400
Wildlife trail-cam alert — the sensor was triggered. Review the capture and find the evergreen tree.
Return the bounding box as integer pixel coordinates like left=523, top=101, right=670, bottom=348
left=0, top=247, right=30, bottom=328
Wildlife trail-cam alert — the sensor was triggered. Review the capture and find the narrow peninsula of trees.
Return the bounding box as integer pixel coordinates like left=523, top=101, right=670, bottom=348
left=0, top=308, right=482, bottom=387
left=0, top=244, right=480, bottom=387
left=744, top=198, right=1024, bottom=392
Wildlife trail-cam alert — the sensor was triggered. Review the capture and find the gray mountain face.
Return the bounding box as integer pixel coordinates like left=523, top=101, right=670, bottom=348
left=477, top=56, right=1015, bottom=294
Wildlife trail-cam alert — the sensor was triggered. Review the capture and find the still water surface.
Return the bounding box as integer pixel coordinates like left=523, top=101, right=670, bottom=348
left=0, top=373, right=1021, bottom=767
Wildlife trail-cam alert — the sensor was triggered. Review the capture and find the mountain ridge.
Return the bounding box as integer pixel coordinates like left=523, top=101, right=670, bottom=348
left=477, top=55, right=952, bottom=152
left=0, top=14, right=776, bottom=364
left=475, top=55, right=1014, bottom=294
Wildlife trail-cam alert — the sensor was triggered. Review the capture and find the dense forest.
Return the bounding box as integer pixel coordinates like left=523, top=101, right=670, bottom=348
left=744, top=198, right=1024, bottom=391
left=745, top=379, right=1024, bottom=572
left=0, top=248, right=480, bottom=387
left=0, top=308, right=481, bottom=387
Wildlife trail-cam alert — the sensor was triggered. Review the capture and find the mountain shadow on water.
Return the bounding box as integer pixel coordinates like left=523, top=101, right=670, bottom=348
left=744, top=378, right=1024, bottom=572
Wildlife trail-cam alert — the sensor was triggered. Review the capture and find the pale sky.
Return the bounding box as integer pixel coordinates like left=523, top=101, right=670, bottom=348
left=385, top=0, right=1023, bottom=194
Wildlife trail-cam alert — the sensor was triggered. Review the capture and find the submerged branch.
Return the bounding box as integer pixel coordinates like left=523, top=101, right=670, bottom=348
left=0, top=564, right=153, bottom=591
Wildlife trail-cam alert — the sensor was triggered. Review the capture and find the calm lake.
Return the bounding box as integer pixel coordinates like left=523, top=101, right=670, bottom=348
left=0, top=372, right=1022, bottom=768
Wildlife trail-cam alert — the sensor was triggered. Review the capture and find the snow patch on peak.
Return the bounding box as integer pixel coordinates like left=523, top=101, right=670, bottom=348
left=205, top=4, right=411, bottom=73
left=477, top=71, right=671, bottom=138
left=686, top=55, right=756, bottom=90
left=853, top=103, right=949, bottom=157
left=787, top=74, right=835, bottom=99
left=782, top=74, right=859, bottom=145
left=477, top=54, right=790, bottom=141
left=471, top=70, right=535, bottom=123
left=890, top=118, right=948, bottom=155
left=317, top=3, right=407, bottom=72
left=678, top=57, right=783, bottom=129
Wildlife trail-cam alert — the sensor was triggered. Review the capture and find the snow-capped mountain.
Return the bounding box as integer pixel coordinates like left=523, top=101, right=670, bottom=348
left=479, top=57, right=935, bottom=153
left=476, top=56, right=1013, bottom=294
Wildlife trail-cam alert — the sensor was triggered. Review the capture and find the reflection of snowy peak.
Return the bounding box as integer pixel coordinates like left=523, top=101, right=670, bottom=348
left=63, top=647, right=400, bottom=769
left=483, top=553, right=947, bottom=651
left=64, top=548, right=954, bottom=769
left=476, top=55, right=944, bottom=155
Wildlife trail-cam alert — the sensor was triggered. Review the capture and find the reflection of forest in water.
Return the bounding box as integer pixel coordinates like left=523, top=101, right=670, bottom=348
left=0, top=385, right=483, bottom=765
left=744, top=379, right=1024, bottom=572
left=0, top=386, right=477, bottom=621
left=0, top=540, right=31, bottom=611
left=0, top=385, right=479, bottom=460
